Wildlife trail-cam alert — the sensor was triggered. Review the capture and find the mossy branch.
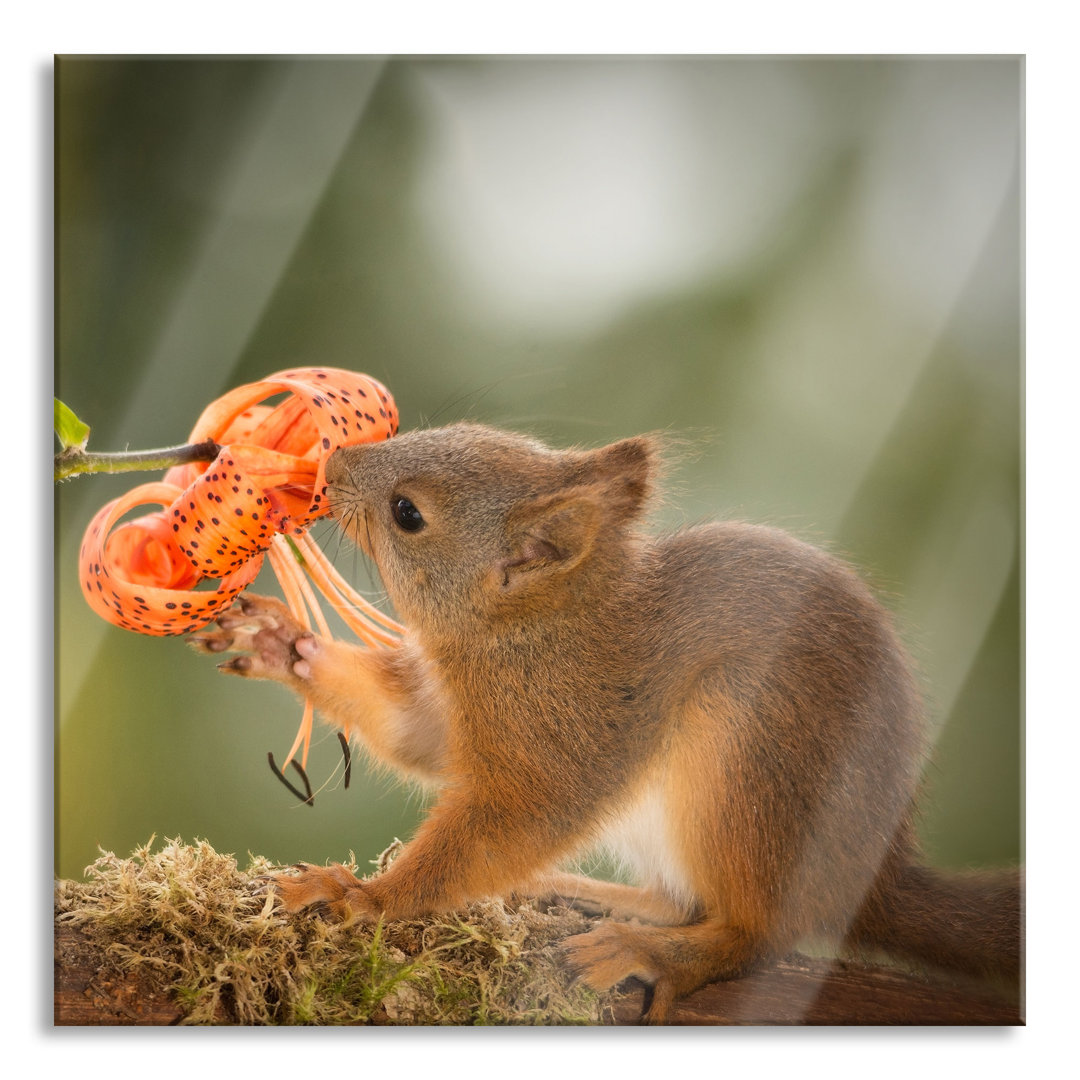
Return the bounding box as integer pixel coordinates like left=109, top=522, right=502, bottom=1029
left=54, top=838, right=610, bottom=1026
left=54, top=838, right=1023, bottom=1026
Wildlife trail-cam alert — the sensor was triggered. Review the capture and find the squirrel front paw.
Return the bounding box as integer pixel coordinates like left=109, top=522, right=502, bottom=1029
left=189, top=594, right=319, bottom=684
left=265, top=862, right=380, bottom=922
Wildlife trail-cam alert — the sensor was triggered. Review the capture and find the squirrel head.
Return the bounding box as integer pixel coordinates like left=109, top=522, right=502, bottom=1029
left=325, top=423, right=656, bottom=634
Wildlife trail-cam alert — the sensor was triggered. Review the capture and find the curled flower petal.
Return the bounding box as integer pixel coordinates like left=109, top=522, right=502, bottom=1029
left=176, top=367, right=398, bottom=530
left=243, top=396, right=317, bottom=457
left=80, top=482, right=262, bottom=636
left=108, top=510, right=200, bottom=592
left=170, top=445, right=318, bottom=578
left=163, top=404, right=277, bottom=491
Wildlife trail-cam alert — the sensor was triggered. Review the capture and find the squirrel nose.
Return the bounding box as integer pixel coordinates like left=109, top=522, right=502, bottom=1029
left=325, top=444, right=370, bottom=488
left=324, top=449, right=347, bottom=487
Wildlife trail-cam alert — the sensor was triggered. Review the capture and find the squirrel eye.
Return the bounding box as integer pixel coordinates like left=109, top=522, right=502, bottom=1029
left=391, top=496, right=425, bottom=532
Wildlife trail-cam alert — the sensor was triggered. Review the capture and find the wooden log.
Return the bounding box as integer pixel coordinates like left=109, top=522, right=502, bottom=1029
left=55, top=923, right=185, bottom=1026
left=609, top=954, right=1022, bottom=1026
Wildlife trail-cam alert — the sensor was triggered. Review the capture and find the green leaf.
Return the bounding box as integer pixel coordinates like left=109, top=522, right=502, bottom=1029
left=55, top=398, right=91, bottom=451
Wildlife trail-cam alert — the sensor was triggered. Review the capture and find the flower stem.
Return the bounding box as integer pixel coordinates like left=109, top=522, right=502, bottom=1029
left=54, top=438, right=221, bottom=483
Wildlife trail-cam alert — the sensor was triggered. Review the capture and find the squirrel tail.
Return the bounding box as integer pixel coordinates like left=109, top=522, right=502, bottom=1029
left=846, top=860, right=1023, bottom=981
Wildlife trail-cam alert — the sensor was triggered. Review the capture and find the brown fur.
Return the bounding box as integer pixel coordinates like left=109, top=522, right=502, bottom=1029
left=192, top=423, right=1022, bottom=1023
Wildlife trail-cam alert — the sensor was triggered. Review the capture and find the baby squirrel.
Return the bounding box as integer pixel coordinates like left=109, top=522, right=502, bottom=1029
left=193, top=422, right=1022, bottom=1022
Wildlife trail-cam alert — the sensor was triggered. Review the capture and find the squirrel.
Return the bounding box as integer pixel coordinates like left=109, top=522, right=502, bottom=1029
left=191, top=422, right=1022, bottom=1023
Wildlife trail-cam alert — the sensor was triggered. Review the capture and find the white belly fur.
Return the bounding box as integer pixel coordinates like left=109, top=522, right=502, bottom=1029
left=595, top=780, right=697, bottom=912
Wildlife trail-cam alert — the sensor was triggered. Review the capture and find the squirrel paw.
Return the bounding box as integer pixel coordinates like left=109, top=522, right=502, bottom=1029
left=265, top=862, right=379, bottom=922
left=563, top=922, right=675, bottom=1024
left=563, top=921, right=656, bottom=990
left=189, top=594, right=315, bottom=683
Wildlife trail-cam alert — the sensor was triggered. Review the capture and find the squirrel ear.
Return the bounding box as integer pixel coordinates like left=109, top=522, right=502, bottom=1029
left=492, top=438, right=655, bottom=594
left=577, top=435, right=655, bottom=522
left=494, top=490, right=602, bottom=593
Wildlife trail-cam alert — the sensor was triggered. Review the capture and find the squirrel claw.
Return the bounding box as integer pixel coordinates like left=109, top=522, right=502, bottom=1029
left=188, top=632, right=231, bottom=653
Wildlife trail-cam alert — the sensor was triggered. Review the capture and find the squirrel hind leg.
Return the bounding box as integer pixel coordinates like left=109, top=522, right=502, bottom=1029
left=562, top=916, right=769, bottom=1024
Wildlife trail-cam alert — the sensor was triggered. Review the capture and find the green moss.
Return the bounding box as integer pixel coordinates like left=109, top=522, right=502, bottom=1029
left=54, top=836, right=619, bottom=1025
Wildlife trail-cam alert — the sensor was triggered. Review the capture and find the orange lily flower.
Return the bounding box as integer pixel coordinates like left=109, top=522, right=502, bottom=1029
left=78, top=367, right=405, bottom=789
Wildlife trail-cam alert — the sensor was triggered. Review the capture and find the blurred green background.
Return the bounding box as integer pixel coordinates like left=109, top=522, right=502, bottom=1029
left=55, top=56, right=1021, bottom=883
